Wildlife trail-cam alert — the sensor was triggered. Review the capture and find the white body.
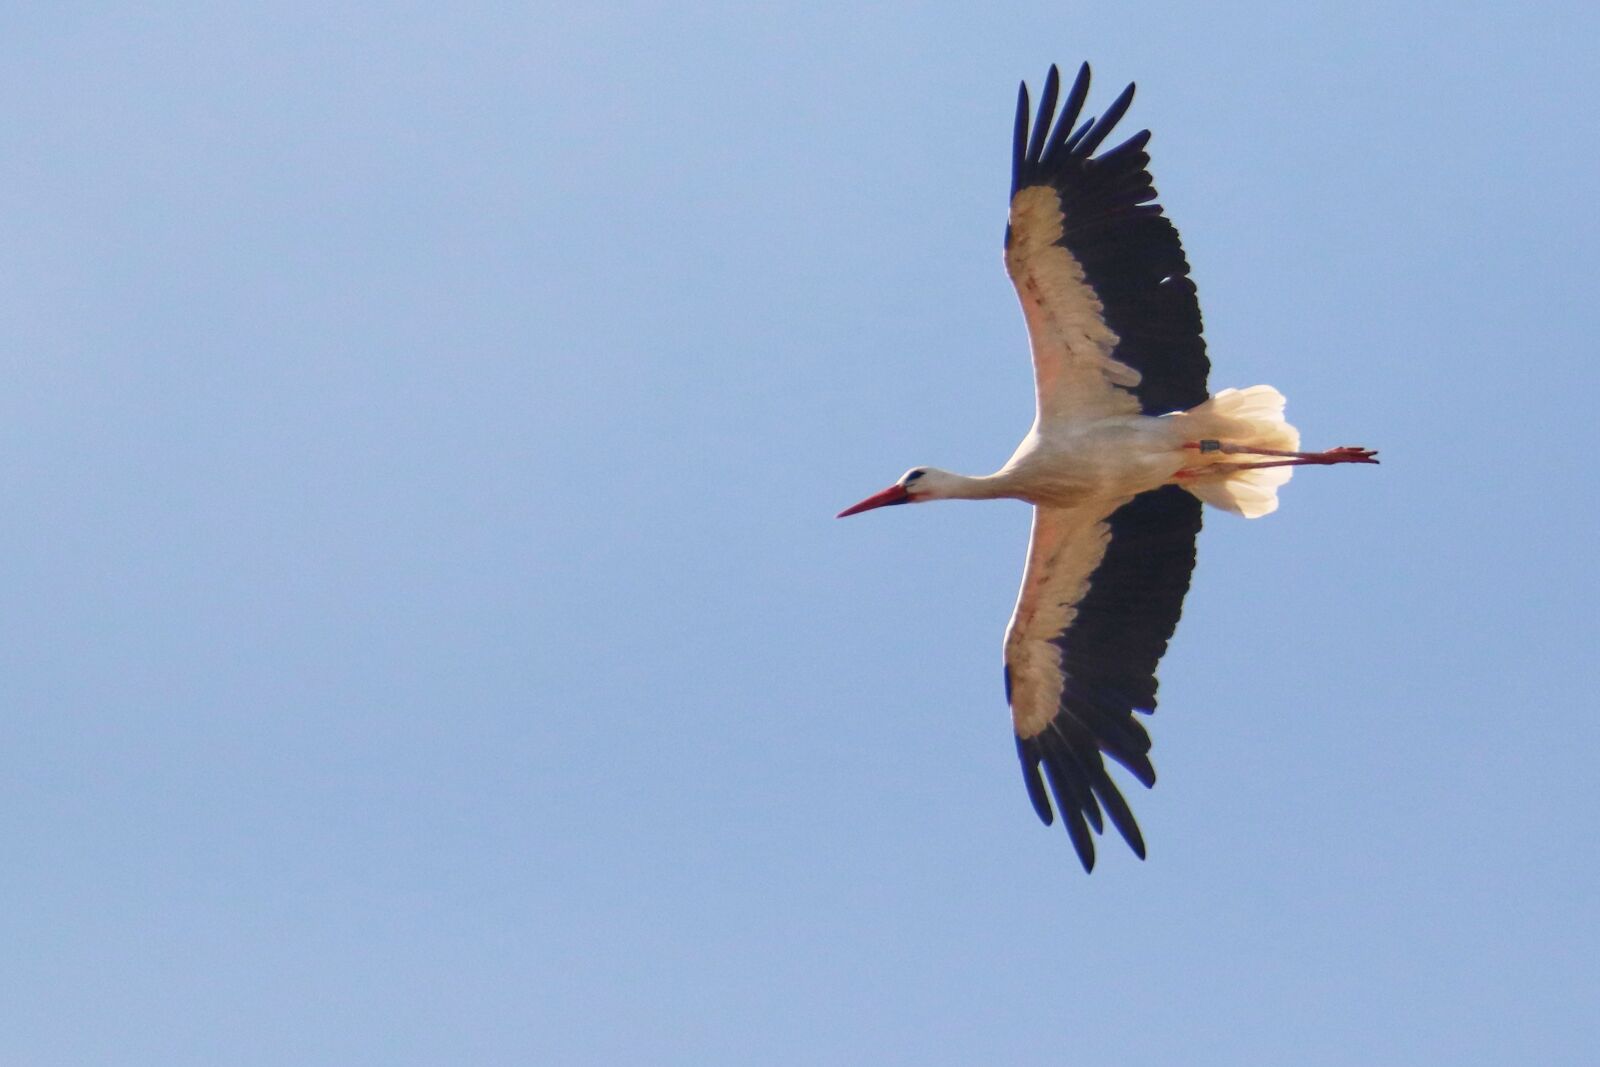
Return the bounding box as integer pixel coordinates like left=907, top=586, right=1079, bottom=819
left=918, top=385, right=1302, bottom=518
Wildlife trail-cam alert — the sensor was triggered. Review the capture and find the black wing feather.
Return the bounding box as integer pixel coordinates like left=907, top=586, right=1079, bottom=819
left=1045, top=63, right=1092, bottom=163
left=1073, top=81, right=1137, bottom=158
left=1011, top=82, right=1030, bottom=197
left=1025, top=65, right=1060, bottom=167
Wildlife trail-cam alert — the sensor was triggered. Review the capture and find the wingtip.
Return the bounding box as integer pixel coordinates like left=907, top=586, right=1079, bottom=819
left=1106, top=749, right=1157, bottom=790
left=1011, top=81, right=1031, bottom=193
left=1063, top=807, right=1097, bottom=872
left=1024, top=65, right=1062, bottom=171
left=1074, top=80, right=1139, bottom=158
left=1019, top=749, right=1055, bottom=826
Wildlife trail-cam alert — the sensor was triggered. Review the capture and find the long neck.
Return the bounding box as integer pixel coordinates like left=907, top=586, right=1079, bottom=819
left=929, top=469, right=1018, bottom=501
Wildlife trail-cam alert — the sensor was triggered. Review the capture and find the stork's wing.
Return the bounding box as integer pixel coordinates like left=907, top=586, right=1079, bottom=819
left=1005, top=486, right=1202, bottom=871
left=1005, top=64, right=1210, bottom=423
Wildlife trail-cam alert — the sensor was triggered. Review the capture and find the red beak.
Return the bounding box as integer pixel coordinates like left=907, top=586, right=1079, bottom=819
left=837, top=483, right=911, bottom=518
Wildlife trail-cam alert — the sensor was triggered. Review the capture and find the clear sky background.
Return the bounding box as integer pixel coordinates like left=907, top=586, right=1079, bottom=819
left=3, top=4, right=1597, bottom=1064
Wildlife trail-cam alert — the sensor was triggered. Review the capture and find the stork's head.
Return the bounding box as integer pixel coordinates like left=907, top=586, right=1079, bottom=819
left=836, top=468, right=945, bottom=517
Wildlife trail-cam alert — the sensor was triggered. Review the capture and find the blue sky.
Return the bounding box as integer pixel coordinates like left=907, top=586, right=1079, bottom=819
left=3, top=3, right=1597, bottom=1064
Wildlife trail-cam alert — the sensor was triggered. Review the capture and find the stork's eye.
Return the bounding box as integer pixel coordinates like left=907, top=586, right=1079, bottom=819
left=905, top=470, right=924, bottom=483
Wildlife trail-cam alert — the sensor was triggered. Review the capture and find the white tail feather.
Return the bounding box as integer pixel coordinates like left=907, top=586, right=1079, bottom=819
left=1179, top=386, right=1301, bottom=519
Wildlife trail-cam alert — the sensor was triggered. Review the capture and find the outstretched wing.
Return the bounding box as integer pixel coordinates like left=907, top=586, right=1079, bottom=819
left=1005, top=63, right=1210, bottom=423
left=1004, top=486, right=1202, bottom=871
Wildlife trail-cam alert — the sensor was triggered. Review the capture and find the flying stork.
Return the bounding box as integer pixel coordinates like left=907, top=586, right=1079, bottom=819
left=838, top=64, right=1377, bottom=871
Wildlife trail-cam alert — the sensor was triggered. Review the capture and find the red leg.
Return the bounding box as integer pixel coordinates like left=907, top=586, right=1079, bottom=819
left=1183, top=441, right=1379, bottom=466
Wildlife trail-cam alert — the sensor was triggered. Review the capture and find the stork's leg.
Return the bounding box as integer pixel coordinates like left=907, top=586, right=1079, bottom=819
left=1182, top=441, right=1379, bottom=466
left=1175, top=441, right=1378, bottom=480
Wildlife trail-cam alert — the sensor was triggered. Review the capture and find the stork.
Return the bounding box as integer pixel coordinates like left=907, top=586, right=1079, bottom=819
left=838, top=64, right=1377, bottom=872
